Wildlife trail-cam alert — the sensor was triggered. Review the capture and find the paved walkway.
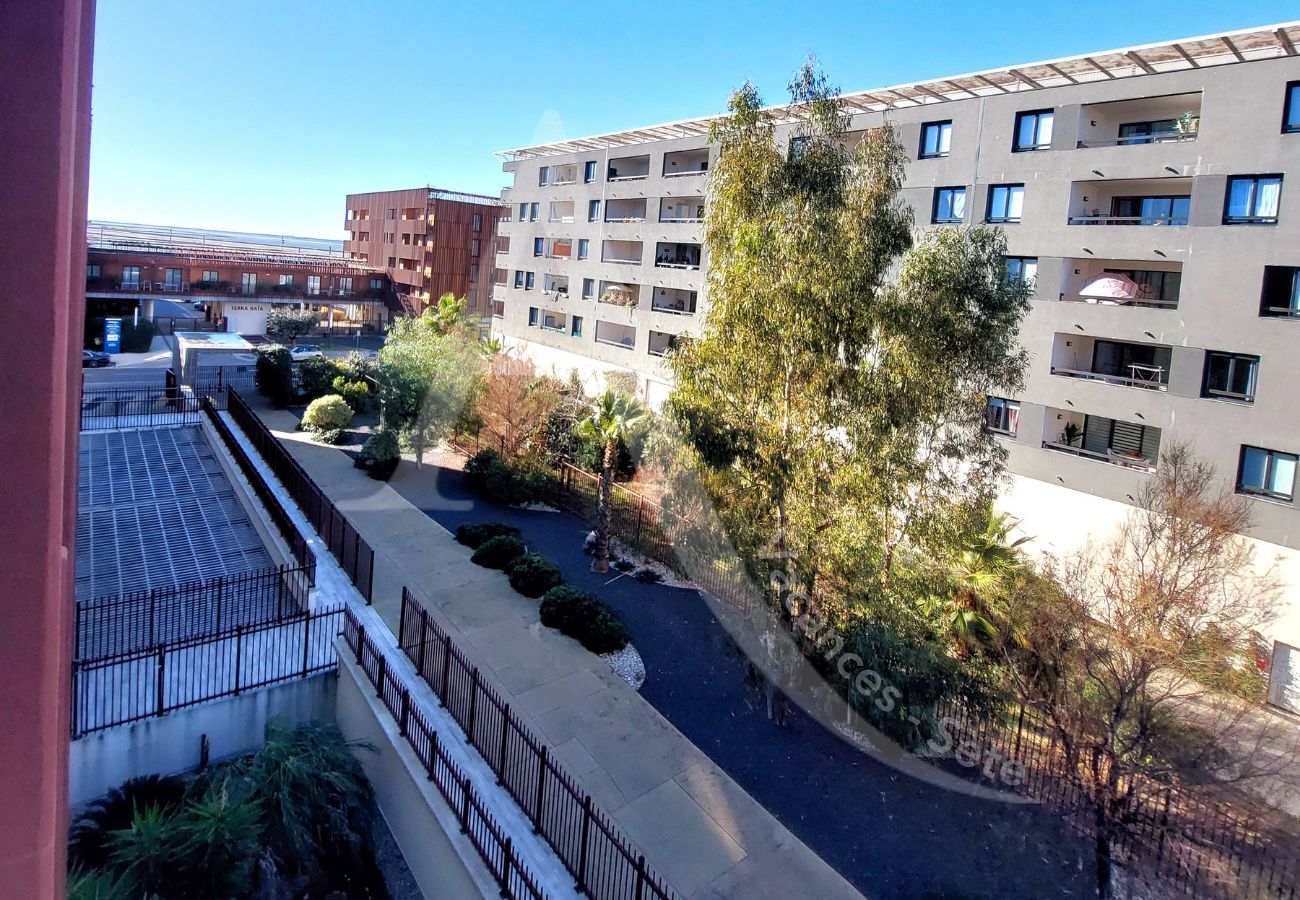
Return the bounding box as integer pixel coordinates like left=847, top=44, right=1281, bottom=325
left=254, top=406, right=863, bottom=900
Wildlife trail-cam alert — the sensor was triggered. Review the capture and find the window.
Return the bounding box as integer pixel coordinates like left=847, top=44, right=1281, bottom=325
left=588, top=200, right=600, bottom=223
left=584, top=160, right=598, bottom=183
left=1111, top=195, right=1190, bottom=225
left=1238, top=445, right=1297, bottom=501
left=789, top=136, right=809, bottom=161
left=307, top=275, right=320, bottom=295
left=1225, top=176, right=1282, bottom=224
left=87, top=264, right=101, bottom=278
left=339, top=277, right=352, bottom=294
left=121, top=266, right=140, bottom=287
left=528, top=307, right=539, bottom=326
left=1283, top=81, right=1300, bottom=133
left=387, top=257, right=397, bottom=268
left=920, top=121, right=952, bottom=159
left=519, top=202, right=528, bottom=221
left=470, top=264, right=479, bottom=282
left=931, top=187, right=966, bottom=224
left=986, top=397, right=1020, bottom=436
left=1203, top=352, right=1259, bottom=402
left=524, top=271, right=535, bottom=291
left=572, top=315, right=584, bottom=337
left=1013, top=110, right=1053, bottom=151
left=577, top=239, right=590, bottom=260
left=1103, top=268, right=1182, bottom=305
left=279, top=274, right=294, bottom=286
left=1117, top=120, right=1178, bottom=145
left=387, top=208, right=396, bottom=220
left=582, top=278, right=594, bottom=299
left=202, top=269, right=219, bottom=282
left=533, top=237, right=544, bottom=257
left=384, top=232, right=394, bottom=243
left=471, top=238, right=480, bottom=258
left=514, top=270, right=525, bottom=289
left=241, top=273, right=257, bottom=294
left=473, top=213, right=482, bottom=233
left=1261, top=266, right=1300, bottom=317
left=987, top=184, right=1024, bottom=223
left=1005, top=257, right=1038, bottom=287
left=538, top=167, right=549, bottom=186
left=162, top=268, right=182, bottom=288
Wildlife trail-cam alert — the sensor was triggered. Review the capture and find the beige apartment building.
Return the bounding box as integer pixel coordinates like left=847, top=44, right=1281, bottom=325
left=492, top=23, right=1300, bottom=712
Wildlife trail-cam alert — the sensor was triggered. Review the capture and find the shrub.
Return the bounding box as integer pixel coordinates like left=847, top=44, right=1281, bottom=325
left=454, top=522, right=522, bottom=549
left=331, top=375, right=371, bottom=413
left=539, top=586, right=630, bottom=653
left=612, top=558, right=635, bottom=573
left=315, top=428, right=345, bottom=445
left=470, top=535, right=525, bottom=569
left=633, top=566, right=662, bottom=583
left=69, top=774, right=187, bottom=870
left=354, top=428, right=400, bottom=480
left=506, top=553, right=563, bottom=598
left=255, top=345, right=294, bottom=408
left=463, top=448, right=555, bottom=506
left=301, top=394, right=353, bottom=437
left=297, top=356, right=343, bottom=403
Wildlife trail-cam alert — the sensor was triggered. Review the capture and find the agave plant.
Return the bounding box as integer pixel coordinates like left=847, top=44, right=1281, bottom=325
left=69, top=774, right=187, bottom=870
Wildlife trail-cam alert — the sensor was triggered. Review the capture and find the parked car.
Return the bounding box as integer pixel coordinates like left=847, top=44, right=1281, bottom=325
left=289, top=345, right=324, bottom=361
left=82, top=350, right=112, bottom=368
left=192, top=300, right=206, bottom=311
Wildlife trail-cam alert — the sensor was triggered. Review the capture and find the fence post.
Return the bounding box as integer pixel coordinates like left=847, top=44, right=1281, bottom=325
left=634, top=854, right=647, bottom=900
left=418, top=609, right=430, bottom=676
left=533, top=746, right=548, bottom=833
left=440, top=633, right=452, bottom=702
left=376, top=652, right=387, bottom=699
left=148, top=588, right=157, bottom=647
left=155, top=645, right=166, bottom=719
left=233, top=625, right=243, bottom=695
left=466, top=668, right=480, bottom=744
left=636, top=497, right=644, bottom=543
left=499, top=836, right=513, bottom=899
left=301, top=612, right=311, bottom=676
left=355, top=623, right=366, bottom=664
left=400, top=690, right=411, bottom=736
left=497, top=705, right=511, bottom=785
left=459, top=776, right=472, bottom=834
left=214, top=575, right=224, bottom=631
left=575, top=795, right=593, bottom=894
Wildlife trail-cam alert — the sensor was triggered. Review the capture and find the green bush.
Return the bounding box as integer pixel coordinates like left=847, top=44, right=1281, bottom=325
left=331, top=375, right=371, bottom=413
left=255, top=345, right=294, bottom=408
left=454, top=522, right=523, bottom=549
left=69, top=774, right=187, bottom=870
left=470, top=534, right=526, bottom=569
left=463, top=449, right=555, bottom=506
left=354, top=428, right=400, bottom=480
left=633, top=566, right=662, bottom=583
left=506, top=553, right=563, bottom=597
left=539, top=586, right=630, bottom=653
left=301, top=394, right=353, bottom=437
left=297, top=356, right=343, bottom=403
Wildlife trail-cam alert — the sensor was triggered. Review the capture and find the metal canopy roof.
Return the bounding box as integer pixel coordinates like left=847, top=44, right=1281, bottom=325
left=87, top=220, right=377, bottom=273
left=495, top=21, right=1299, bottom=161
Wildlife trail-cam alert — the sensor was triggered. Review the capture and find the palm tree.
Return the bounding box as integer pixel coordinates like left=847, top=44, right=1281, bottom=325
left=937, top=512, right=1030, bottom=653
left=576, top=390, right=648, bottom=572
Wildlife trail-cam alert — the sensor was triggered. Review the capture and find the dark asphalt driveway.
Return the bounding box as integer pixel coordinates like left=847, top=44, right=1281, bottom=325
left=388, top=460, right=1091, bottom=900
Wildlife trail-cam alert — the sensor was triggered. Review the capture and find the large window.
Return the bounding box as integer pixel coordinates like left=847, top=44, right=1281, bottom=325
left=241, top=273, right=257, bottom=294
left=86, top=264, right=101, bottom=278
left=1005, top=256, right=1038, bottom=287
left=1238, top=445, right=1297, bottom=501
left=1202, top=351, right=1259, bottom=402
left=986, top=397, right=1020, bottom=436
left=920, top=121, right=951, bottom=159
left=1283, top=81, right=1300, bottom=134
left=931, top=187, right=966, bottom=224
left=1261, top=266, right=1300, bottom=317
left=1014, top=110, right=1053, bottom=151
left=202, top=269, right=219, bottom=283
left=1111, top=195, right=1189, bottom=226
left=121, top=266, right=140, bottom=287
left=584, top=160, right=598, bottom=183
left=307, top=275, right=320, bottom=295
left=278, top=274, right=294, bottom=286
left=164, top=268, right=182, bottom=288
left=1103, top=268, right=1182, bottom=305
left=987, top=184, right=1024, bottom=224
left=339, top=277, right=352, bottom=294
left=1117, top=119, right=1179, bottom=145
left=1225, top=175, right=1282, bottom=224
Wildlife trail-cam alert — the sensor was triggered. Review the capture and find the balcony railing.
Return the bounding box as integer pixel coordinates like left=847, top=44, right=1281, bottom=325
left=1042, top=440, right=1157, bottom=472
left=1067, top=214, right=1188, bottom=226
left=659, top=215, right=702, bottom=224
left=651, top=302, right=695, bottom=316
left=1050, top=364, right=1167, bottom=391
left=1059, top=293, right=1178, bottom=310
left=540, top=323, right=566, bottom=333
left=605, top=216, right=646, bottom=223
left=663, top=169, right=706, bottom=178
left=1076, top=131, right=1197, bottom=148
left=595, top=336, right=635, bottom=349
left=602, top=256, right=641, bottom=266
left=655, top=261, right=700, bottom=271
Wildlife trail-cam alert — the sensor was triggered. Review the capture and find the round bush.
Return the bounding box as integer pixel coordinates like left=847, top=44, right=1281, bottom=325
left=506, top=553, right=563, bottom=598
left=539, top=586, right=630, bottom=654
left=633, top=566, right=662, bottom=584
left=470, top=535, right=525, bottom=570
left=301, top=394, right=353, bottom=434
left=462, top=448, right=554, bottom=506
left=455, top=522, right=523, bottom=549
left=354, top=429, right=400, bottom=480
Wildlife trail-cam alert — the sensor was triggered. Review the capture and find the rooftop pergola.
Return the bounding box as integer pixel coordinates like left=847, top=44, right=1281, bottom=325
left=495, top=22, right=1299, bottom=161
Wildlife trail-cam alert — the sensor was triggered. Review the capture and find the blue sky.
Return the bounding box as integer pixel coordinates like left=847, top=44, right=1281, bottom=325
left=88, top=1, right=1297, bottom=238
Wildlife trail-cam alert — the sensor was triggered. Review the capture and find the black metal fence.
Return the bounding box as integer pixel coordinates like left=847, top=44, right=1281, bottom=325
left=75, top=562, right=315, bottom=660
left=225, top=388, right=375, bottom=602
left=397, top=589, right=677, bottom=900
left=71, top=606, right=343, bottom=738
left=80, top=387, right=206, bottom=431
left=342, top=610, right=549, bottom=900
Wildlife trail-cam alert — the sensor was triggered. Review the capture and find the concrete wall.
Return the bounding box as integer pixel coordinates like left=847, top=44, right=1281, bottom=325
left=68, top=673, right=336, bottom=806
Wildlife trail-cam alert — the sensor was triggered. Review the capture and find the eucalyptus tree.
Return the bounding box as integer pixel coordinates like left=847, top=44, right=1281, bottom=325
left=669, top=61, right=1031, bottom=616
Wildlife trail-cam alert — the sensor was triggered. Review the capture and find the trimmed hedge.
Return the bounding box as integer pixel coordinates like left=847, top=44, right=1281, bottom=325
left=454, top=522, right=523, bottom=549
left=539, top=586, right=630, bottom=654
left=506, top=553, right=563, bottom=598
left=470, top=535, right=525, bottom=570
left=463, top=449, right=554, bottom=506
left=354, top=429, right=400, bottom=481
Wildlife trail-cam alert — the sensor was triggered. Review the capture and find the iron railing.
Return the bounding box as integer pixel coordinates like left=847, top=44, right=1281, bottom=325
left=71, top=606, right=343, bottom=738
left=342, top=611, right=549, bottom=900
left=80, top=387, right=206, bottom=430
left=397, top=590, right=677, bottom=900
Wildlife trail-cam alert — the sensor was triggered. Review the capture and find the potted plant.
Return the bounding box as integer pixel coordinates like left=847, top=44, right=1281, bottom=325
left=1175, top=111, right=1199, bottom=136
left=1060, top=421, right=1083, bottom=447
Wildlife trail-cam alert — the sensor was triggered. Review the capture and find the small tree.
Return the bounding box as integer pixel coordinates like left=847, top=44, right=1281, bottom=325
left=999, top=444, right=1288, bottom=897
left=576, top=391, right=648, bottom=572
left=254, top=345, right=294, bottom=408
left=266, top=308, right=318, bottom=341
left=475, top=355, right=560, bottom=459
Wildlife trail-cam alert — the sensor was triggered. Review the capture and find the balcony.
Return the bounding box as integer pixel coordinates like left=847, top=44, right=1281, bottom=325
left=1049, top=334, right=1171, bottom=391
left=648, top=329, right=681, bottom=357
left=1058, top=259, right=1181, bottom=310
left=548, top=201, right=575, bottom=224
left=547, top=163, right=578, bottom=186
left=650, top=287, right=697, bottom=315
left=542, top=274, right=569, bottom=298
left=1076, top=93, right=1201, bottom=148
left=598, top=281, right=639, bottom=308
left=539, top=309, right=570, bottom=333
left=1042, top=408, right=1160, bottom=473
left=544, top=238, right=573, bottom=260
left=594, top=320, right=636, bottom=350
left=662, top=148, right=710, bottom=178
left=607, top=155, right=650, bottom=182
left=660, top=197, right=704, bottom=223
left=601, top=240, right=643, bottom=266
left=605, top=198, right=647, bottom=223
left=654, top=242, right=701, bottom=270
left=1067, top=178, right=1191, bottom=226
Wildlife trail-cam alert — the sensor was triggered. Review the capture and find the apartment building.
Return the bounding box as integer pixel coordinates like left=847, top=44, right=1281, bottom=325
left=493, top=23, right=1300, bottom=711
left=343, top=186, right=506, bottom=317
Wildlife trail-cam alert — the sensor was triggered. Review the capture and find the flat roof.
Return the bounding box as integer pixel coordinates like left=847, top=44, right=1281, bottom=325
left=87, top=220, right=377, bottom=272
left=496, top=21, right=1300, bottom=160
left=175, top=332, right=254, bottom=349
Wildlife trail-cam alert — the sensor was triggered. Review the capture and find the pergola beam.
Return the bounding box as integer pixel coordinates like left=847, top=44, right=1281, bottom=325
left=1275, top=28, right=1296, bottom=56
left=1083, top=56, right=1116, bottom=78
left=1171, top=43, right=1201, bottom=67
left=1221, top=36, right=1246, bottom=62
left=1126, top=51, right=1156, bottom=74
left=1009, top=67, right=1042, bottom=88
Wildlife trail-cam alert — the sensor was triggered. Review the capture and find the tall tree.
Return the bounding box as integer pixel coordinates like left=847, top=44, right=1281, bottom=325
left=576, top=390, right=648, bottom=572
left=669, top=61, right=1030, bottom=615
